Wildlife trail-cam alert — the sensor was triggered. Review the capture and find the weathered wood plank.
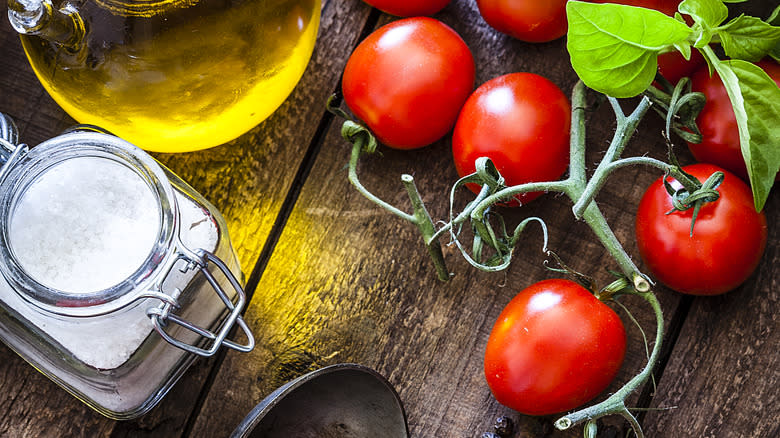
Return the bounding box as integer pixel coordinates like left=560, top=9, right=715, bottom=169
left=642, top=194, right=778, bottom=438
left=192, top=1, right=690, bottom=437
left=0, top=0, right=776, bottom=437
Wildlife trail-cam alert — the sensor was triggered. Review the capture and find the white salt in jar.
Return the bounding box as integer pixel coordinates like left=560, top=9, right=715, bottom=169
left=0, top=117, right=254, bottom=419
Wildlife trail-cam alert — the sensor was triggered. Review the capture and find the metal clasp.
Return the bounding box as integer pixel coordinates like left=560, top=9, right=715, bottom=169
left=0, top=112, right=28, bottom=179
left=145, top=248, right=255, bottom=357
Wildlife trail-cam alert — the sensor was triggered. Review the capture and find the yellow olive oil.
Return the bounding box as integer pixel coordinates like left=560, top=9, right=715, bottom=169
left=21, top=0, right=320, bottom=152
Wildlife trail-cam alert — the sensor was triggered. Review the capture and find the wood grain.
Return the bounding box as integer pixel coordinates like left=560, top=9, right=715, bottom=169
left=0, top=0, right=777, bottom=437
left=192, top=1, right=689, bottom=437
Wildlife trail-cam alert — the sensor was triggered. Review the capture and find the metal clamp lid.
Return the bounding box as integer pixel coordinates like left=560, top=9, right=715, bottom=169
left=145, top=248, right=255, bottom=357
left=0, top=113, right=28, bottom=178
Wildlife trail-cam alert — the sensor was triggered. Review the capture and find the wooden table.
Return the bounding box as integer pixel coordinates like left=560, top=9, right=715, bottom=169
left=0, top=1, right=777, bottom=437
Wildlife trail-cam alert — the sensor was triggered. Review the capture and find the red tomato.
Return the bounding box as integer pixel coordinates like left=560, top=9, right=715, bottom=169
left=341, top=18, right=474, bottom=150
left=686, top=59, right=780, bottom=181
left=360, top=0, right=450, bottom=17
left=451, top=73, right=570, bottom=205
left=484, top=279, right=627, bottom=416
left=635, top=164, right=768, bottom=295
left=475, top=0, right=568, bottom=43
left=656, top=49, right=705, bottom=85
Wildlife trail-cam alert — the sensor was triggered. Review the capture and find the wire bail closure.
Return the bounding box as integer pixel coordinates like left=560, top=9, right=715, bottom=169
left=0, top=112, right=255, bottom=357
left=0, top=112, right=28, bottom=179
left=146, top=247, right=255, bottom=357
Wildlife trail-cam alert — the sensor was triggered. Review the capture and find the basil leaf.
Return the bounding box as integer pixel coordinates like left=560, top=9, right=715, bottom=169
left=770, top=5, right=780, bottom=62
left=769, top=6, right=780, bottom=24
left=719, top=15, right=780, bottom=62
left=710, top=57, right=780, bottom=211
left=771, top=45, right=780, bottom=63
left=679, top=0, right=728, bottom=28
left=566, top=1, right=693, bottom=98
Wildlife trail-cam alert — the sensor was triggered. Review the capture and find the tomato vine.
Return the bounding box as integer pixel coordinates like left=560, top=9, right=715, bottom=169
left=328, top=77, right=726, bottom=436
left=330, top=1, right=777, bottom=436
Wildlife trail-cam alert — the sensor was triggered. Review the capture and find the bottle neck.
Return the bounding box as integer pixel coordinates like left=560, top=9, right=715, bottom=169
left=8, top=0, right=85, bottom=50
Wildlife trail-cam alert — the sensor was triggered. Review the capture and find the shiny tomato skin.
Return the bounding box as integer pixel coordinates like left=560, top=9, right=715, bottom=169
left=484, top=279, right=627, bottom=416
left=342, top=17, right=475, bottom=150
left=686, top=59, right=780, bottom=181
left=635, top=164, right=768, bottom=295
left=476, top=0, right=568, bottom=43
left=361, top=0, right=450, bottom=17
left=452, top=73, right=570, bottom=205
left=656, top=49, right=705, bottom=85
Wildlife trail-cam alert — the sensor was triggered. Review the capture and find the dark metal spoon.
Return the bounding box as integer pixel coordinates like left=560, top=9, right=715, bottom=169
left=230, top=363, right=410, bottom=438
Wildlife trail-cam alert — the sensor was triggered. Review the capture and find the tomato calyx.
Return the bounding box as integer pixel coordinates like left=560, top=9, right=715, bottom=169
left=327, top=95, right=378, bottom=155
left=662, top=168, right=723, bottom=236
left=598, top=271, right=640, bottom=302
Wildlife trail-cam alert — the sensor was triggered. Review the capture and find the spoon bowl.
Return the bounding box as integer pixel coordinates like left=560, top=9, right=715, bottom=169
left=231, top=363, right=410, bottom=438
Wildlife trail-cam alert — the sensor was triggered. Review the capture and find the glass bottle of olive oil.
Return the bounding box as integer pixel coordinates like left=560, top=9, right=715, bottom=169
left=15, top=0, right=320, bottom=152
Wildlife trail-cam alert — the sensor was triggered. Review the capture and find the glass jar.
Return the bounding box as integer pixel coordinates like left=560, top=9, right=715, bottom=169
left=0, top=114, right=254, bottom=419
left=7, top=0, right=321, bottom=152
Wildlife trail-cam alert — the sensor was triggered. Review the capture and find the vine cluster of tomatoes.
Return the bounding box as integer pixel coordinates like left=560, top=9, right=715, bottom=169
left=334, top=1, right=775, bottom=437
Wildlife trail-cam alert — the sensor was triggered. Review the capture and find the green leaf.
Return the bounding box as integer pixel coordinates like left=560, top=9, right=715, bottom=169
left=769, top=6, right=780, bottom=24
left=566, top=1, right=693, bottom=98
left=771, top=46, right=780, bottom=63
left=708, top=55, right=780, bottom=211
left=770, top=5, right=780, bottom=62
left=718, top=15, right=780, bottom=62
left=674, top=41, right=693, bottom=60
left=679, top=0, right=728, bottom=28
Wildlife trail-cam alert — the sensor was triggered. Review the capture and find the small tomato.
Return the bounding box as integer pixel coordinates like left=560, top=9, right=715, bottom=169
left=360, top=0, right=450, bottom=17
left=342, top=17, right=475, bottom=150
left=476, top=0, right=568, bottom=43
left=484, top=279, right=627, bottom=415
left=452, top=73, right=570, bottom=205
left=635, top=164, right=768, bottom=295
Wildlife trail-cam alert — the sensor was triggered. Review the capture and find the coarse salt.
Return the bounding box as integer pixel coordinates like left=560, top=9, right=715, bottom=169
left=9, top=156, right=160, bottom=294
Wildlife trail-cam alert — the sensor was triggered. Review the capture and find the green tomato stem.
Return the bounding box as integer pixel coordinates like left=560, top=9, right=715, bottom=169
left=469, top=181, right=571, bottom=220
left=607, top=156, right=705, bottom=195
left=568, top=80, right=589, bottom=187
left=401, top=174, right=451, bottom=281
left=572, top=96, right=653, bottom=219
left=565, top=82, right=651, bottom=292
left=346, top=133, right=450, bottom=280
left=555, top=290, right=664, bottom=436
left=347, top=136, right=416, bottom=223
left=432, top=183, right=493, bottom=243
left=579, top=202, right=649, bottom=292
